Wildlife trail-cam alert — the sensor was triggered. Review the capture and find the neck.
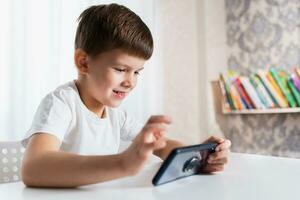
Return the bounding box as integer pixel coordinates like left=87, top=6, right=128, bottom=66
left=75, top=77, right=106, bottom=118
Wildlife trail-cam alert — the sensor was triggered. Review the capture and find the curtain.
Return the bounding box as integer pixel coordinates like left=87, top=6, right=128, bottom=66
left=0, top=0, right=163, bottom=140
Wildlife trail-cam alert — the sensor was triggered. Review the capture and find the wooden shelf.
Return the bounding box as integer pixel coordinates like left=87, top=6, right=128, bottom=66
left=222, top=106, right=300, bottom=114
left=211, top=80, right=300, bottom=115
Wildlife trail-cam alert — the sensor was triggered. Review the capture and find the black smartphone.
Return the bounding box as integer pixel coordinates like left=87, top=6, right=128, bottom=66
left=152, top=142, right=218, bottom=186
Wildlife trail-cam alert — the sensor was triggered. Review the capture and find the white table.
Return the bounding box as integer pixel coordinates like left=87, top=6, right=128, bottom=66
left=1, top=153, right=299, bottom=200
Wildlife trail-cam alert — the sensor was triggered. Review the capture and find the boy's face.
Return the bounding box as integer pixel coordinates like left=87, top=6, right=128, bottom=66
left=77, top=49, right=145, bottom=108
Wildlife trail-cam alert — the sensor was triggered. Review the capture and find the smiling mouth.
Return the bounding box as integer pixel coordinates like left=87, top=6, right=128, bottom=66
left=113, top=90, right=126, bottom=93
left=113, top=90, right=127, bottom=98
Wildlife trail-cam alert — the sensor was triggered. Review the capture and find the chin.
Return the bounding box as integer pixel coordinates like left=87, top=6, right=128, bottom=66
left=106, top=101, right=122, bottom=108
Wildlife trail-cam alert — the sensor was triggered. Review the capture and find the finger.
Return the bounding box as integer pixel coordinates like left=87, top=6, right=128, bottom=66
left=215, top=139, right=231, bottom=151
left=142, top=123, right=168, bottom=143
left=207, top=157, right=229, bottom=165
left=142, top=123, right=168, bottom=132
left=141, top=138, right=166, bottom=153
left=200, top=163, right=225, bottom=173
left=208, top=149, right=230, bottom=161
left=204, top=135, right=225, bottom=144
left=147, top=115, right=172, bottom=124
left=154, top=131, right=166, bottom=140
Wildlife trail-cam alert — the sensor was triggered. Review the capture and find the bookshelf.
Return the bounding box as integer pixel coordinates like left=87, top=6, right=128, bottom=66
left=211, top=80, right=300, bottom=159
left=211, top=80, right=300, bottom=115
left=222, top=107, right=300, bottom=114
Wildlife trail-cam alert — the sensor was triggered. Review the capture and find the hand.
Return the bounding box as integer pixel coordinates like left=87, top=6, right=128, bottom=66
left=199, top=136, right=231, bottom=173
left=120, top=115, right=172, bottom=176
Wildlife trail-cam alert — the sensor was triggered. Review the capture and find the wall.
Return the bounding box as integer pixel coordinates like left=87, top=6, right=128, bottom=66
left=156, top=0, right=227, bottom=144
left=226, top=0, right=300, bottom=73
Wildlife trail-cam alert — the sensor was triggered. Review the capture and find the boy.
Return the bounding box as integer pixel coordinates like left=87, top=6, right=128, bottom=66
left=21, top=4, right=231, bottom=187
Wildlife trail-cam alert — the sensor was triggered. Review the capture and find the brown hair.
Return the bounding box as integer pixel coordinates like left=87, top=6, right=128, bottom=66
left=75, top=4, right=153, bottom=60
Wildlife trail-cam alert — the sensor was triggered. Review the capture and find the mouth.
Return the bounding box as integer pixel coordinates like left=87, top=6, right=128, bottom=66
left=112, top=90, right=127, bottom=99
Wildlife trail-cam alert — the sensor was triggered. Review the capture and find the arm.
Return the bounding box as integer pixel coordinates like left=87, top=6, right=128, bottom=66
left=22, top=115, right=171, bottom=188
left=22, top=133, right=130, bottom=187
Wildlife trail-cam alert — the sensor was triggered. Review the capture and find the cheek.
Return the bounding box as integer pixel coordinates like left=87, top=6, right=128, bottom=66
left=92, top=71, right=122, bottom=91
left=104, top=71, right=123, bottom=86
left=132, top=77, right=138, bottom=88
left=87, top=71, right=108, bottom=92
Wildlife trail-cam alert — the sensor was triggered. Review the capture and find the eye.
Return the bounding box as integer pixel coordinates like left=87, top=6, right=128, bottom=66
left=114, top=68, right=126, bottom=72
left=134, top=71, right=140, bottom=76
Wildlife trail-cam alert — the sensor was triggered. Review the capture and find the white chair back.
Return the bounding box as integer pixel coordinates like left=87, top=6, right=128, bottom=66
left=0, top=141, right=25, bottom=183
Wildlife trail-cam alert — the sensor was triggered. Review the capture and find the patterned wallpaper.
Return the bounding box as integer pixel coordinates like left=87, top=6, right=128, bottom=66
left=226, top=0, right=300, bottom=74
left=220, top=0, right=300, bottom=158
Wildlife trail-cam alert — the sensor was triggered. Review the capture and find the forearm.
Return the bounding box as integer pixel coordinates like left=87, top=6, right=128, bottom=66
left=22, top=151, right=127, bottom=187
left=154, top=138, right=185, bottom=160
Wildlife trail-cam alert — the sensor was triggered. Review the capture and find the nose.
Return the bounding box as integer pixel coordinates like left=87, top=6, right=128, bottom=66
left=121, top=73, right=136, bottom=89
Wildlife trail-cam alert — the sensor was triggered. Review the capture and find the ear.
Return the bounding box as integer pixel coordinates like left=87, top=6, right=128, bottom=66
left=74, top=49, right=89, bottom=75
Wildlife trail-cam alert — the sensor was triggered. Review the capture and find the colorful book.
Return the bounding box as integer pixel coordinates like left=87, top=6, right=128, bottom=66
left=233, top=85, right=248, bottom=109
left=218, top=79, right=231, bottom=111
left=220, top=74, right=235, bottom=110
left=256, top=70, right=286, bottom=108
left=265, top=71, right=289, bottom=107
left=231, top=85, right=245, bottom=110
left=249, top=75, right=268, bottom=107
left=250, top=74, right=276, bottom=108
left=226, top=70, right=247, bottom=110
left=256, top=75, right=278, bottom=107
left=272, top=68, right=297, bottom=107
left=295, top=68, right=300, bottom=80
left=233, top=78, right=254, bottom=109
left=291, top=73, right=300, bottom=93
left=239, top=76, right=265, bottom=109
left=287, top=77, right=300, bottom=107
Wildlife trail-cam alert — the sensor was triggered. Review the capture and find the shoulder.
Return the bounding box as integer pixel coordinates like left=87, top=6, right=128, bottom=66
left=52, top=81, right=78, bottom=100
left=42, top=81, right=78, bottom=105
left=35, top=81, right=80, bottom=117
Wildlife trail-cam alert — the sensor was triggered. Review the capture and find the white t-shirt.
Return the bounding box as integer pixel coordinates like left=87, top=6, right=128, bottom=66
left=22, top=81, right=142, bottom=155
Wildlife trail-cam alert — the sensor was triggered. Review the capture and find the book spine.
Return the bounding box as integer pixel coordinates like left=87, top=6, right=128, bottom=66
left=249, top=75, right=271, bottom=108
left=287, top=78, right=300, bottom=107
left=218, top=80, right=231, bottom=110
left=225, top=70, right=247, bottom=110
left=256, top=71, right=279, bottom=107
left=230, top=85, right=244, bottom=110
left=233, top=78, right=254, bottom=109
left=295, top=68, right=300, bottom=80
left=254, top=75, right=276, bottom=108
left=291, top=73, right=300, bottom=94
left=266, top=71, right=289, bottom=107
left=240, top=77, right=265, bottom=109
left=271, top=68, right=297, bottom=107
left=280, top=75, right=297, bottom=107
left=220, top=74, right=235, bottom=110
left=234, top=84, right=248, bottom=109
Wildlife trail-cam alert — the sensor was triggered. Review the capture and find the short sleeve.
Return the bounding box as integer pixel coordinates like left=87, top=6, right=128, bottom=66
left=119, top=110, right=143, bottom=141
left=21, top=91, right=72, bottom=147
